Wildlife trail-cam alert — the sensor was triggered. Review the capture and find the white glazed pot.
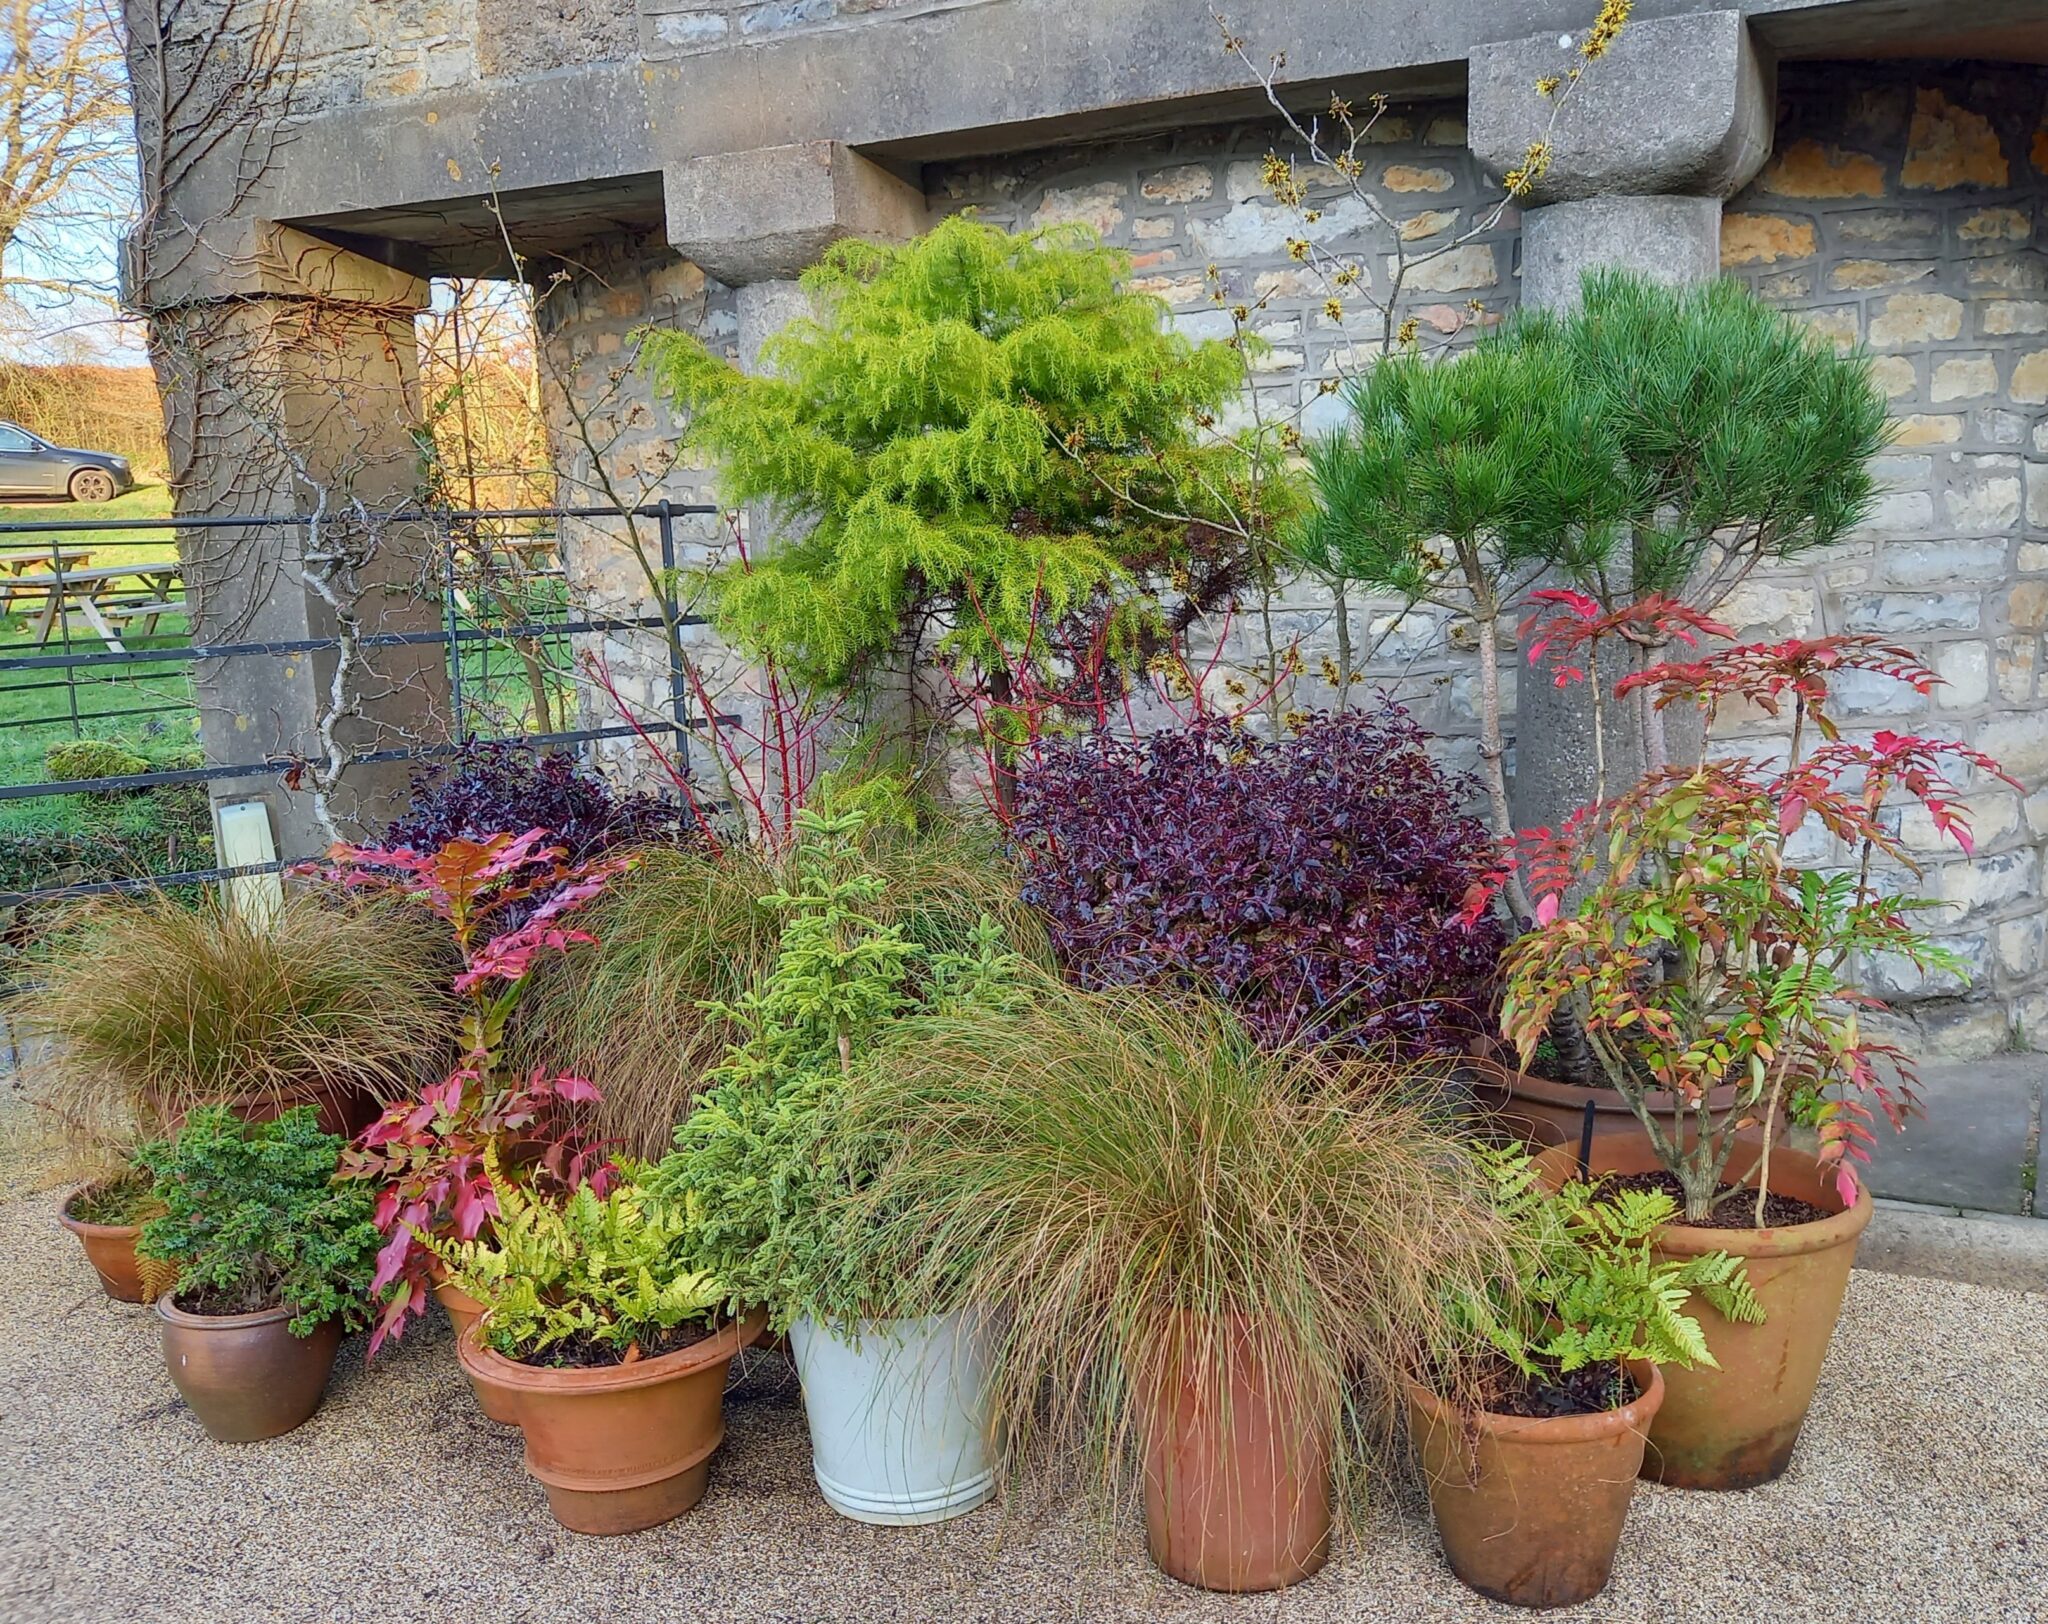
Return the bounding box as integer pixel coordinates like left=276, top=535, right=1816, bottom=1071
left=788, top=1310, right=997, bottom=1525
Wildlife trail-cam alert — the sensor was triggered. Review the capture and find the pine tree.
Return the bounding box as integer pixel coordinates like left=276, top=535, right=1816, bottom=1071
left=641, top=216, right=1275, bottom=802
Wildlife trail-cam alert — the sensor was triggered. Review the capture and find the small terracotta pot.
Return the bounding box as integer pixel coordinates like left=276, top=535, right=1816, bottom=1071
left=1408, top=1362, right=1664, bottom=1608
left=458, top=1309, right=767, bottom=1535
left=157, top=1297, right=343, bottom=1442
left=432, top=1278, right=520, bottom=1425
left=1466, top=1041, right=1752, bottom=1150
left=1535, top=1133, right=1871, bottom=1491
left=1139, top=1309, right=1333, bottom=1593
left=57, top=1187, right=148, bottom=1303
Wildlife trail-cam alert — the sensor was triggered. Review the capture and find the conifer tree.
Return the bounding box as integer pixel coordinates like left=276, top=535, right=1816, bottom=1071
left=641, top=216, right=1280, bottom=806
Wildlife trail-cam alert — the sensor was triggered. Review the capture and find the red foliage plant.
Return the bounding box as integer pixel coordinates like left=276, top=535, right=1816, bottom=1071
left=1486, top=632, right=2015, bottom=1224
left=313, top=831, right=630, bottom=1349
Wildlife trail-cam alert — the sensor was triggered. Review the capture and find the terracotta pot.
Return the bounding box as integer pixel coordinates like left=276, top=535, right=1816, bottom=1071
left=1466, top=1041, right=1753, bottom=1151
left=1139, top=1309, right=1333, bottom=1592
left=157, top=1081, right=374, bottom=1141
left=1408, top=1362, right=1664, bottom=1608
left=1535, top=1133, right=1871, bottom=1490
left=57, top=1187, right=148, bottom=1303
left=457, top=1309, right=767, bottom=1534
left=157, top=1296, right=343, bottom=1442
left=432, top=1278, right=520, bottom=1425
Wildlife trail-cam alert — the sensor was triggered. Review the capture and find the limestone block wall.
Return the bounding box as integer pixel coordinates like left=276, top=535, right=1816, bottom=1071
left=1716, top=63, right=2048, bottom=1055
left=527, top=62, right=2048, bottom=1054
left=926, top=109, right=1518, bottom=766
left=530, top=230, right=743, bottom=789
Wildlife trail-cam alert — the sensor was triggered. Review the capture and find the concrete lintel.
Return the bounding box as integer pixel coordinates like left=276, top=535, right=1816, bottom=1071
left=1469, top=10, right=1774, bottom=205
left=664, top=142, right=928, bottom=286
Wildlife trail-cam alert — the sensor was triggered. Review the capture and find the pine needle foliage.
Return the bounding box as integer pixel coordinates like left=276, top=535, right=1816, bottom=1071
left=1295, top=269, right=1888, bottom=618
left=640, top=215, right=1261, bottom=703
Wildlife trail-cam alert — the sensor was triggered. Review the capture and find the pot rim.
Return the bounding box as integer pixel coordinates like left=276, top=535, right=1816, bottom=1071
left=155, top=1295, right=297, bottom=1331
left=458, top=1306, right=767, bottom=1392
left=57, top=1184, right=144, bottom=1240
left=1466, top=1040, right=1741, bottom=1114
left=1536, top=1135, right=1874, bottom=1261
left=1407, top=1359, right=1665, bottom=1446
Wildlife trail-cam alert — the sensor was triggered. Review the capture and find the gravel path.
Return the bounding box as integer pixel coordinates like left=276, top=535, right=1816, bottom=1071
left=2, top=1191, right=2044, bottom=1624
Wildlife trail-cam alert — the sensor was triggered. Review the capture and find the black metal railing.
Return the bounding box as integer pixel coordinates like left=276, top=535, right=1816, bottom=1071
left=0, top=499, right=717, bottom=905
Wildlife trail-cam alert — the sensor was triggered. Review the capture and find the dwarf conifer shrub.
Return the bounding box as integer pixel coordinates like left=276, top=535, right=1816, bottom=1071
left=1011, top=706, right=1502, bottom=1056
left=136, top=1106, right=380, bottom=1334
left=640, top=216, right=1281, bottom=795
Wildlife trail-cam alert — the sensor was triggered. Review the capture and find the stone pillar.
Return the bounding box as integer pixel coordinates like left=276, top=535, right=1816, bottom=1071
left=661, top=142, right=932, bottom=792
left=132, top=224, right=448, bottom=857
left=1469, top=9, right=1773, bottom=829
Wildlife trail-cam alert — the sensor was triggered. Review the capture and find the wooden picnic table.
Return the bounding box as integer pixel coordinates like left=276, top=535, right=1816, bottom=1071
left=0, top=561, right=185, bottom=654
left=0, top=545, right=94, bottom=577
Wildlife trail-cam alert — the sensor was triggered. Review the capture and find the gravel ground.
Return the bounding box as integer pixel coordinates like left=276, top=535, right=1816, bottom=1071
left=2, top=1191, right=2044, bottom=1624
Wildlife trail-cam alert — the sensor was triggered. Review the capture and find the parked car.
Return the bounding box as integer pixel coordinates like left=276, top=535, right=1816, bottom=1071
left=0, top=421, right=134, bottom=503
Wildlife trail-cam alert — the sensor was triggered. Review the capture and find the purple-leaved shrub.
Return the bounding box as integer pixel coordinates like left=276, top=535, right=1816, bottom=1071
left=1011, top=706, right=1503, bottom=1057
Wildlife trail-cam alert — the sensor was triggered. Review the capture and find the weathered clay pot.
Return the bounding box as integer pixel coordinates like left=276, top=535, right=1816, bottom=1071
left=1139, top=1309, right=1333, bottom=1592
left=156, top=1081, right=374, bottom=1141
left=432, top=1278, right=520, bottom=1425
left=57, top=1187, right=148, bottom=1303
left=157, top=1297, right=343, bottom=1442
left=457, top=1309, right=767, bottom=1534
left=1466, top=1042, right=1753, bottom=1150
left=1535, top=1134, right=1871, bottom=1490
left=1408, top=1362, right=1665, bottom=1608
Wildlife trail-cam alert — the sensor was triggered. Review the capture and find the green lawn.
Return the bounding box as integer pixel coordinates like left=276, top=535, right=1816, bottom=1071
left=0, top=483, right=177, bottom=561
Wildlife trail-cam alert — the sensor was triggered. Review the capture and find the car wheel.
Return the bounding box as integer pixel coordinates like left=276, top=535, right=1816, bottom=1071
left=68, top=469, right=117, bottom=504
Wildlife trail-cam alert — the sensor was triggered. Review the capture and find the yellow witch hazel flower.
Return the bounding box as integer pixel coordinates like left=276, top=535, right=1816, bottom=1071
left=1582, top=0, right=1631, bottom=59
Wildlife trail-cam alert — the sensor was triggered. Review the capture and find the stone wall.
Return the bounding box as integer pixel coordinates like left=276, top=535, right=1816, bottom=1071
left=1717, top=63, right=2048, bottom=1055
left=524, top=62, right=2048, bottom=1054
left=926, top=110, right=1518, bottom=767
left=530, top=231, right=742, bottom=789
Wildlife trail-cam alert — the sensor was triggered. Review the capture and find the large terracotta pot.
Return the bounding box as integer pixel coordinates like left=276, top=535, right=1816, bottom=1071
left=1408, top=1362, right=1664, bottom=1608
left=1535, top=1134, right=1871, bottom=1490
left=57, top=1187, right=149, bottom=1303
left=1139, top=1309, right=1333, bottom=1593
left=458, top=1309, right=767, bottom=1535
left=157, top=1081, right=374, bottom=1140
left=1466, top=1042, right=1751, bottom=1150
left=432, top=1278, right=520, bottom=1425
left=157, top=1297, right=343, bottom=1442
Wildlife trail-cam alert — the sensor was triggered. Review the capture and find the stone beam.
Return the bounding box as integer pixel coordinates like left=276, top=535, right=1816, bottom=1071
left=1468, top=9, right=1773, bottom=205
left=664, top=143, right=928, bottom=286
left=252, top=0, right=1864, bottom=250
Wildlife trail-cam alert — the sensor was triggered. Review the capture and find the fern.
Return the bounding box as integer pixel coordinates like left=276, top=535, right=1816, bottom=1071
left=1456, top=1146, right=1763, bottom=1390
left=429, top=1156, right=724, bottom=1363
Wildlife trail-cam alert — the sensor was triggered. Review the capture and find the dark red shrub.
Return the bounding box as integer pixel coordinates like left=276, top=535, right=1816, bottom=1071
left=1011, top=706, right=1504, bottom=1056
